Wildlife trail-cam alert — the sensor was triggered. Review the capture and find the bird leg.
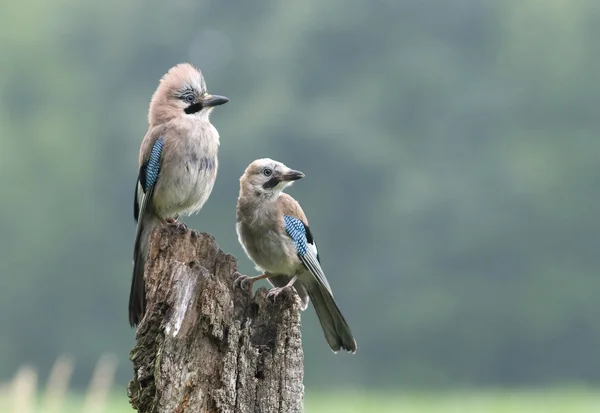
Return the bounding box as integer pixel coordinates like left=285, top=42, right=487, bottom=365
left=165, top=214, right=180, bottom=224
left=233, top=272, right=272, bottom=295
left=165, top=215, right=187, bottom=230
left=266, top=275, right=299, bottom=301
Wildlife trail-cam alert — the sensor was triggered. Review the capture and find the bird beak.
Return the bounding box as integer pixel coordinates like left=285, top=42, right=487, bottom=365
left=202, top=94, right=229, bottom=107
left=281, top=170, right=305, bottom=182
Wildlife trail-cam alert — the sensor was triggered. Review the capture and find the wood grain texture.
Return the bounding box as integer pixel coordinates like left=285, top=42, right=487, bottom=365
left=127, top=224, right=304, bottom=413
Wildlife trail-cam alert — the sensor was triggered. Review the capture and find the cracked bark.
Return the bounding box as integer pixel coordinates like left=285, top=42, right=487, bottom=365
left=127, top=225, right=304, bottom=413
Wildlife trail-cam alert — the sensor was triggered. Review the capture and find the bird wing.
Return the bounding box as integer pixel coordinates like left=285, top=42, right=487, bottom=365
left=283, top=214, right=333, bottom=296
left=279, top=195, right=357, bottom=352
left=133, top=127, right=166, bottom=221
left=132, top=135, right=164, bottom=258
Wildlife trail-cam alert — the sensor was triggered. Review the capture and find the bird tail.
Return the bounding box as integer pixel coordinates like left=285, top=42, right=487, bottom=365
left=306, top=281, right=357, bottom=353
left=129, top=214, right=161, bottom=327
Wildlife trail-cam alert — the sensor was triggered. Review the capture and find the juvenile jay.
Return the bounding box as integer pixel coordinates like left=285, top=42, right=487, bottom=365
left=235, top=158, right=357, bottom=353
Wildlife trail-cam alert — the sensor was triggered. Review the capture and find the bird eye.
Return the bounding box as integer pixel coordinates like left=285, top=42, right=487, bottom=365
left=262, top=168, right=273, bottom=177
left=184, top=94, right=195, bottom=103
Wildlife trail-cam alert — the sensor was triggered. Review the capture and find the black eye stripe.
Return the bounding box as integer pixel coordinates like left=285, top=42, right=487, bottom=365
left=184, top=102, right=204, bottom=114
left=262, top=177, right=280, bottom=189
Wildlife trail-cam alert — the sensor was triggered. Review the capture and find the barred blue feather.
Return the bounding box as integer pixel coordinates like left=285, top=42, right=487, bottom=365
left=284, top=215, right=308, bottom=256
left=145, top=137, right=164, bottom=191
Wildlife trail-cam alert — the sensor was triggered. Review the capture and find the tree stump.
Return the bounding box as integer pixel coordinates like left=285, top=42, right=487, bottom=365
left=127, top=225, right=304, bottom=413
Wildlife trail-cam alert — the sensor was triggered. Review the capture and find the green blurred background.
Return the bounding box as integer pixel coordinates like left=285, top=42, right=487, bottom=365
left=2, top=0, right=600, bottom=410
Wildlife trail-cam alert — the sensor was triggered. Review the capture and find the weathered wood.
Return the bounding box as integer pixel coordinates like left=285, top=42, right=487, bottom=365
left=128, top=224, right=304, bottom=413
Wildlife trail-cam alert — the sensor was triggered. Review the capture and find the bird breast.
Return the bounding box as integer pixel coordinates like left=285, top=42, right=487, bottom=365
left=179, top=151, right=218, bottom=215
left=153, top=122, right=219, bottom=218
left=237, top=221, right=300, bottom=276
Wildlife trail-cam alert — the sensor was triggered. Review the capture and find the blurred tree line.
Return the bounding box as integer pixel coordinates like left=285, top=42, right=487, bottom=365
left=1, top=0, right=599, bottom=389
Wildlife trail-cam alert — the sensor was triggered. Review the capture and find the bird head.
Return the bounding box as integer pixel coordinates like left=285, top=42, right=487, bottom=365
left=240, top=158, right=305, bottom=197
left=148, top=63, right=229, bottom=126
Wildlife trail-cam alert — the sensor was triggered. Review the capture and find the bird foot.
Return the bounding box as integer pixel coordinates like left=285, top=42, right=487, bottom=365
left=266, top=286, right=290, bottom=302
left=169, top=220, right=188, bottom=231
left=165, top=214, right=181, bottom=224
left=233, top=273, right=255, bottom=296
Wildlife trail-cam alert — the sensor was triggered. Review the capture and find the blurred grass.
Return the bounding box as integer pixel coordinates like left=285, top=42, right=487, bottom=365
left=307, top=390, right=600, bottom=412
left=2, top=390, right=600, bottom=412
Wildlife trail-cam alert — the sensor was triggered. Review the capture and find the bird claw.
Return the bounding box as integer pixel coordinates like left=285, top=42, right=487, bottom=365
left=169, top=220, right=188, bottom=231
left=266, top=286, right=288, bottom=302
left=165, top=214, right=182, bottom=224
left=233, top=273, right=254, bottom=295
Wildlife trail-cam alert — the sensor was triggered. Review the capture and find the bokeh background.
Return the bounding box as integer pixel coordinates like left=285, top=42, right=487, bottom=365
left=2, top=0, right=600, bottom=411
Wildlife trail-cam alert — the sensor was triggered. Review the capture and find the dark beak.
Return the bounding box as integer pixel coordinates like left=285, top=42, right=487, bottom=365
left=203, top=94, right=229, bottom=107
left=281, top=170, right=305, bottom=182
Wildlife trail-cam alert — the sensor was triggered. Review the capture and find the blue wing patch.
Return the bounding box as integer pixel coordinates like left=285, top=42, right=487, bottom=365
left=284, top=214, right=331, bottom=294
left=135, top=137, right=164, bottom=221
left=144, top=137, right=164, bottom=191
left=284, top=215, right=308, bottom=256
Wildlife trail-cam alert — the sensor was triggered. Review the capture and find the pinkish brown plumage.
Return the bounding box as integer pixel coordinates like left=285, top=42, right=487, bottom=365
left=129, top=63, right=229, bottom=327
left=148, top=63, right=208, bottom=126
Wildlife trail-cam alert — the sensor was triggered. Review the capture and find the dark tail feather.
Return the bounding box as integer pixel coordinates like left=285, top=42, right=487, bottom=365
left=129, top=253, right=146, bottom=326
left=306, top=282, right=357, bottom=353
left=129, top=214, right=160, bottom=327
